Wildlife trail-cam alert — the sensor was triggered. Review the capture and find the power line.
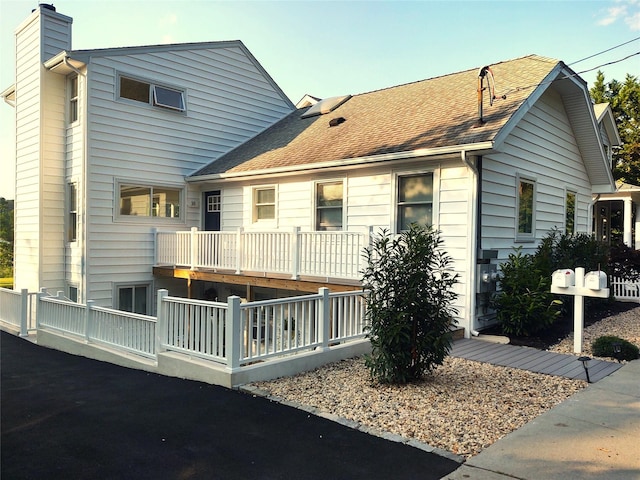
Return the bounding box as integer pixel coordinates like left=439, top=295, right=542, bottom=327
left=569, top=36, right=640, bottom=66
left=498, top=51, right=640, bottom=97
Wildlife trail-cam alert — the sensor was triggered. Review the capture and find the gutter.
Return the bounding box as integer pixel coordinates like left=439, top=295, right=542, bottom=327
left=187, top=141, right=495, bottom=183
left=461, top=151, right=480, bottom=338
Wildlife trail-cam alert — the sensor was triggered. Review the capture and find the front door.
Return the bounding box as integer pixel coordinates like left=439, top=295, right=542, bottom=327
left=204, top=190, right=221, bottom=231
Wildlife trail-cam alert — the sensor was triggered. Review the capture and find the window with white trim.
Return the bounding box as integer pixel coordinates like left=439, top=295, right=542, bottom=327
left=119, top=184, right=181, bottom=219
left=316, top=181, right=343, bottom=231
left=396, top=172, right=433, bottom=231
left=68, top=75, right=78, bottom=124
left=516, top=177, right=536, bottom=240
left=68, top=182, right=78, bottom=242
left=253, top=186, right=276, bottom=222
left=116, top=284, right=149, bottom=315
left=565, top=190, right=576, bottom=235
left=68, top=285, right=78, bottom=303
left=119, top=75, right=185, bottom=112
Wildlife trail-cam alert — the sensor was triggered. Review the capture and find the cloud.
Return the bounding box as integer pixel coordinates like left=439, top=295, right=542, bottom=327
left=597, top=0, right=640, bottom=30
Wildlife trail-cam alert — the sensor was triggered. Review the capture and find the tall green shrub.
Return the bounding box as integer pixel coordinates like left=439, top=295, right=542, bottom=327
left=361, top=224, right=459, bottom=384
left=492, top=247, right=562, bottom=336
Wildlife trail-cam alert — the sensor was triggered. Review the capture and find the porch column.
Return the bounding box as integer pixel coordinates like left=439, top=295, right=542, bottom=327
left=624, top=198, right=632, bottom=247
left=635, top=212, right=640, bottom=250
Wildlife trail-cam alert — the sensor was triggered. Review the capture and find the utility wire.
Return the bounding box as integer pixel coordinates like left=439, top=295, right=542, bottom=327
left=497, top=51, right=640, bottom=97
left=569, top=36, right=640, bottom=66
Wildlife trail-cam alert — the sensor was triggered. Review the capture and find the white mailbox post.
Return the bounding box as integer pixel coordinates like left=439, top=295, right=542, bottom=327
left=550, top=267, right=609, bottom=354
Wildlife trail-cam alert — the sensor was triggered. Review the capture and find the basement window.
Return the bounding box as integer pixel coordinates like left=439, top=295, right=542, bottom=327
left=119, top=75, right=185, bottom=112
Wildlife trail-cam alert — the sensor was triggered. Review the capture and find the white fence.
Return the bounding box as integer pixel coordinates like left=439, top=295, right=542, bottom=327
left=0, top=288, right=38, bottom=336
left=0, top=286, right=369, bottom=386
left=610, top=277, right=640, bottom=303
left=155, top=227, right=371, bottom=280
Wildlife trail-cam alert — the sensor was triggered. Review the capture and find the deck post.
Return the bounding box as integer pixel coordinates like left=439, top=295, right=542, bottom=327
left=190, top=227, right=198, bottom=271
left=291, top=226, right=300, bottom=279
left=19, top=289, right=28, bottom=337
left=226, top=296, right=241, bottom=371
left=156, top=289, right=168, bottom=355
left=85, top=300, right=94, bottom=343
left=318, top=287, right=330, bottom=351
left=235, top=228, right=243, bottom=274
left=36, top=288, right=47, bottom=329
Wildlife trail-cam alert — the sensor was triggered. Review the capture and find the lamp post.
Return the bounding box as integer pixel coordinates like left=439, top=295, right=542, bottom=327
left=578, top=356, right=591, bottom=383
left=612, top=342, right=622, bottom=363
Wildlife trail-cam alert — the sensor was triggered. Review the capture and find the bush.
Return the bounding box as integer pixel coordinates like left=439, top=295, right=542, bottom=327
left=492, top=247, right=562, bottom=336
left=534, top=228, right=609, bottom=278
left=609, top=243, right=640, bottom=281
left=361, top=224, right=459, bottom=384
left=592, top=335, right=639, bottom=361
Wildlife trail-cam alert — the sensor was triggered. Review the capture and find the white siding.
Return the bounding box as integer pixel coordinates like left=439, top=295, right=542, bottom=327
left=83, top=46, right=294, bottom=306
left=209, top=158, right=470, bottom=326
left=481, top=88, right=593, bottom=262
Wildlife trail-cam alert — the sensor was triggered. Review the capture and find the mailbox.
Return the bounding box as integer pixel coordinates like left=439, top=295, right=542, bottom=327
left=552, top=269, right=575, bottom=288
left=585, top=271, right=607, bottom=290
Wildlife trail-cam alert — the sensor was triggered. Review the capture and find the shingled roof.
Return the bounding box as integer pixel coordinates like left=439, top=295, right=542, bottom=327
left=190, top=55, right=563, bottom=178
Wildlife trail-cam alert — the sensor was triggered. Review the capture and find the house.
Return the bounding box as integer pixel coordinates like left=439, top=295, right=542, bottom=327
left=182, top=55, right=616, bottom=336
left=3, top=5, right=616, bottom=339
left=589, top=103, right=638, bottom=248
left=1, top=5, right=295, bottom=311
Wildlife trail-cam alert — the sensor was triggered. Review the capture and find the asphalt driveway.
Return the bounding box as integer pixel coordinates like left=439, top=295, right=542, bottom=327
left=1, top=331, right=459, bottom=479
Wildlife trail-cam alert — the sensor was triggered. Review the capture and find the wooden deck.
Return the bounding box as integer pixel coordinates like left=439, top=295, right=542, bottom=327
left=451, top=338, right=623, bottom=383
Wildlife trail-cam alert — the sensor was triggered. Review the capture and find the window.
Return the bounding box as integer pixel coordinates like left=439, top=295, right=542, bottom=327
left=316, top=181, right=343, bottom=231
left=68, top=182, right=78, bottom=242
left=68, top=75, right=78, bottom=123
left=253, top=187, right=276, bottom=221
left=116, top=284, right=149, bottom=315
left=565, top=191, right=576, bottom=235
left=517, top=177, right=536, bottom=239
left=119, top=184, right=181, bottom=219
left=68, top=286, right=78, bottom=303
left=119, top=75, right=185, bottom=111
left=397, top=173, right=433, bottom=231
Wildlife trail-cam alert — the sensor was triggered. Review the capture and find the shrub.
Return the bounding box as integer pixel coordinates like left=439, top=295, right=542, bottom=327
left=609, top=243, right=640, bottom=281
left=361, top=224, right=459, bottom=384
left=492, top=247, right=562, bottom=336
left=534, top=228, right=609, bottom=278
left=592, top=335, right=639, bottom=361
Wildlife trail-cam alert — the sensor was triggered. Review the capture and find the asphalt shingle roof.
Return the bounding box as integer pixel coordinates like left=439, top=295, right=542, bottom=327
left=191, top=55, right=560, bottom=177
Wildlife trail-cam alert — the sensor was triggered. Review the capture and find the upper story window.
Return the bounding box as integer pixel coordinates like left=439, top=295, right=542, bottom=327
left=316, top=181, right=343, bottom=231
left=253, top=186, right=276, bottom=222
left=397, top=172, right=433, bottom=232
left=119, top=75, right=186, bottom=112
left=68, top=75, right=78, bottom=124
left=565, top=190, right=576, bottom=235
left=67, top=182, right=78, bottom=242
left=119, top=183, right=182, bottom=219
left=516, top=176, right=536, bottom=241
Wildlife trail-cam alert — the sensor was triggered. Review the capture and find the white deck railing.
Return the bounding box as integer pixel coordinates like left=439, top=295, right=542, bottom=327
left=0, top=288, right=37, bottom=336
left=155, top=227, right=371, bottom=280
left=610, top=276, right=640, bottom=302
left=1, top=287, right=369, bottom=382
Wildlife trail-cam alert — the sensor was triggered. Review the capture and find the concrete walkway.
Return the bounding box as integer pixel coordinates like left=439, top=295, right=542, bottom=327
left=442, top=359, right=640, bottom=480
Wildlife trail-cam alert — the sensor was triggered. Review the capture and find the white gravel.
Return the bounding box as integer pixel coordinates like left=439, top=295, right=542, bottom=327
left=250, top=303, right=640, bottom=458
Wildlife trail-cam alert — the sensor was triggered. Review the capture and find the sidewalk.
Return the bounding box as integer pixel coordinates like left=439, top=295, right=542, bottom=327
left=443, top=359, right=640, bottom=480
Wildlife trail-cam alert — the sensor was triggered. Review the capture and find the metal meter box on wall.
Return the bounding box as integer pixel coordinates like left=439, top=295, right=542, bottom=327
left=476, top=263, right=498, bottom=293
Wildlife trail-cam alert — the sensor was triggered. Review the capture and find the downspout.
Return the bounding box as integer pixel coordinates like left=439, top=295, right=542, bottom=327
left=461, top=151, right=480, bottom=337
left=589, top=194, right=600, bottom=236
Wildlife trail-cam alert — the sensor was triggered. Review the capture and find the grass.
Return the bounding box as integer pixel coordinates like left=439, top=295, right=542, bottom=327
left=0, top=277, right=13, bottom=289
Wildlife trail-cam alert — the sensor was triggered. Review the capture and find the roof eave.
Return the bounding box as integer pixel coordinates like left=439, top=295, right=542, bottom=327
left=187, top=141, right=495, bottom=183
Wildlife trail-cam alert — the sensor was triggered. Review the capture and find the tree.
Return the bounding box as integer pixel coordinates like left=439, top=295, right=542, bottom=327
left=361, top=224, right=459, bottom=384
left=0, top=198, right=14, bottom=277
left=590, top=71, right=640, bottom=185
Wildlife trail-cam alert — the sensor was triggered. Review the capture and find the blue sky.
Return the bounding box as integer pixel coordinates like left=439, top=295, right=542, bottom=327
left=1, top=0, right=639, bottom=199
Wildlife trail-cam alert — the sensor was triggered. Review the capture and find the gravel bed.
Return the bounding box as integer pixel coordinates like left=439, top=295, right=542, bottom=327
left=251, top=356, right=584, bottom=458
left=250, top=304, right=639, bottom=458
left=548, top=304, right=640, bottom=359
